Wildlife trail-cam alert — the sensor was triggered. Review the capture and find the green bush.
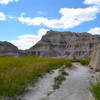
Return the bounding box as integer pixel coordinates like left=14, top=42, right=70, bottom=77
left=79, top=58, right=90, bottom=65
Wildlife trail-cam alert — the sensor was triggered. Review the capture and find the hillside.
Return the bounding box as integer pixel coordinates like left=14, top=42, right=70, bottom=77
left=28, top=30, right=100, bottom=59
left=0, top=41, right=18, bottom=56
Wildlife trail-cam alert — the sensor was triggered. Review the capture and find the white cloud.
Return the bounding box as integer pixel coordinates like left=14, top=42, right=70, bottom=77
left=0, top=12, right=6, bottom=20
left=88, top=27, right=100, bottom=35
left=84, top=0, right=100, bottom=6
left=18, top=17, right=48, bottom=26
left=0, top=0, right=19, bottom=5
left=18, top=6, right=99, bottom=29
left=37, top=11, right=47, bottom=15
left=9, top=28, right=48, bottom=50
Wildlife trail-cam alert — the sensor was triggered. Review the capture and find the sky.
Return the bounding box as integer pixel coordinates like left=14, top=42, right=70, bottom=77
left=0, top=0, right=100, bottom=50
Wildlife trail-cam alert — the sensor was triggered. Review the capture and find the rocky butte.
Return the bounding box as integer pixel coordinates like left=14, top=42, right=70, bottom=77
left=0, top=41, right=19, bottom=57
left=0, top=30, right=100, bottom=58
left=28, top=30, right=100, bottom=59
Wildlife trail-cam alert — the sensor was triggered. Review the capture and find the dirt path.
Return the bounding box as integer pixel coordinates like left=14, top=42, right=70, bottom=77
left=20, top=69, right=59, bottom=100
left=21, top=63, right=94, bottom=100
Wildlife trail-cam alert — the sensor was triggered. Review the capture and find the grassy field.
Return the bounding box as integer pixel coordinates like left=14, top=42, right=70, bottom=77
left=0, top=56, right=72, bottom=99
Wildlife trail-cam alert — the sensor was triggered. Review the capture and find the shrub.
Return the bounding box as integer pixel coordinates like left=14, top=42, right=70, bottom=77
left=79, top=58, right=90, bottom=65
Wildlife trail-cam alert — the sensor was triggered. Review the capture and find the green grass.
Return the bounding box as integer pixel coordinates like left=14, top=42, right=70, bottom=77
left=69, top=58, right=90, bottom=65
left=64, top=60, right=72, bottom=67
left=95, top=69, right=100, bottom=72
left=59, top=67, right=69, bottom=76
left=0, top=56, right=71, bottom=98
left=91, top=82, right=100, bottom=100
left=65, top=58, right=90, bottom=66
left=53, top=75, right=66, bottom=89
left=53, top=66, right=69, bottom=90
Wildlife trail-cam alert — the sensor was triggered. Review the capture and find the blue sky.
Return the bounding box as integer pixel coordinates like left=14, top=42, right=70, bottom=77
left=0, top=0, right=100, bottom=49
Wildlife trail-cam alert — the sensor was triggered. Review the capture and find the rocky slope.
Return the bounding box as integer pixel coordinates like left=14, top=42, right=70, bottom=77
left=0, top=31, right=100, bottom=58
left=89, top=43, right=100, bottom=70
left=28, top=30, right=100, bottom=59
left=0, top=41, right=18, bottom=56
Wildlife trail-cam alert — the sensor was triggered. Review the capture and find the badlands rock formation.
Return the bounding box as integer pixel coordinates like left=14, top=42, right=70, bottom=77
left=28, top=30, right=100, bottom=59
left=89, top=43, right=100, bottom=70
left=0, top=31, right=100, bottom=58
left=0, top=41, right=18, bottom=56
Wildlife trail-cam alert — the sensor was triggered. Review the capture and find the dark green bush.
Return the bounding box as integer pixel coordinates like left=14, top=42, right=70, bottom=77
left=80, top=58, right=90, bottom=65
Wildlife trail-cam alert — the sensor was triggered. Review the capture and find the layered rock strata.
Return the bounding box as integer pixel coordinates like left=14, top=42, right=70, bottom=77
left=28, top=30, right=100, bottom=59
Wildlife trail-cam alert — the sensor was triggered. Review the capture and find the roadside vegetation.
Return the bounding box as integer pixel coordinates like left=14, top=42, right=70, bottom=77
left=91, top=72, right=100, bottom=100
left=91, top=82, right=100, bottom=100
left=79, top=58, right=90, bottom=65
left=53, top=65, right=69, bottom=90
left=0, top=56, right=72, bottom=99
left=71, top=58, right=90, bottom=65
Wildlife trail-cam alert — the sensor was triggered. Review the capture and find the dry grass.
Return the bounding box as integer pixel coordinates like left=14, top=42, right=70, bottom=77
left=0, top=56, right=71, bottom=98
